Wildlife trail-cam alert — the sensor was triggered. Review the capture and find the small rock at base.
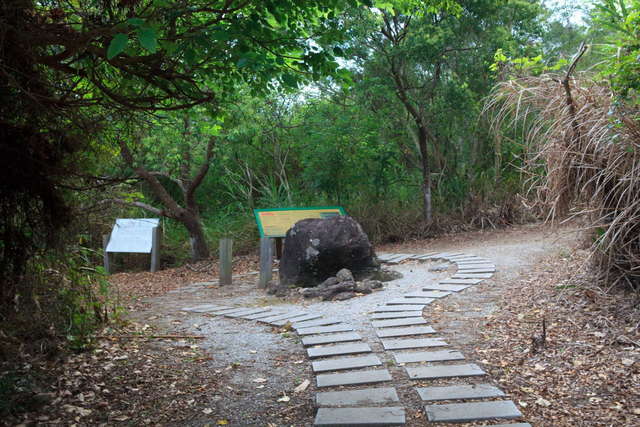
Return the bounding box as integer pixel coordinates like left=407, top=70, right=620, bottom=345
left=336, top=268, right=354, bottom=282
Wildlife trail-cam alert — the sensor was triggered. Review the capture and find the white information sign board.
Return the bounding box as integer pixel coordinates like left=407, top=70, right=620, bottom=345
left=106, top=218, right=160, bottom=253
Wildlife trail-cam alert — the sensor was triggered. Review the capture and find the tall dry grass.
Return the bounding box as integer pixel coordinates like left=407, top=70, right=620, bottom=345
left=485, top=64, right=640, bottom=289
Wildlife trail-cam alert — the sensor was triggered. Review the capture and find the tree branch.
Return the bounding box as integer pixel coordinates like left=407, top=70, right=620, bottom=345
left=186, top=137, right=216, bottom=208
left=100, top=199, right=164, bottom=216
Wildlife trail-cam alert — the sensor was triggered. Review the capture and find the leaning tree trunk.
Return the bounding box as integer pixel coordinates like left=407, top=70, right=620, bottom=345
left=417, top=127, right=433, bottom=224
left=181, top=211, right=209, bottom=260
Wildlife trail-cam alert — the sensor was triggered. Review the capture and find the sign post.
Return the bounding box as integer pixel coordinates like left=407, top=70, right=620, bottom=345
left=104, top=218, right=161, bottom=274
left=253, top=207, right=346, bottom=286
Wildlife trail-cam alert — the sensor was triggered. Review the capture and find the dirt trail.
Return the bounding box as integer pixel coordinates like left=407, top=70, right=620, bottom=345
left=131, top=223, right=580, bottom=426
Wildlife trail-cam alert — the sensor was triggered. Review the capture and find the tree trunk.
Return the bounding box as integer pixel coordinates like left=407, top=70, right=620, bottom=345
left=417, top=127, right=433, bottom=224
left=182, top=212, right=209, bottom=260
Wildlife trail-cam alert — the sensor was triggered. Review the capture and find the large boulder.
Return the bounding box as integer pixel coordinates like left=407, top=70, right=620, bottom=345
left=279, top=216, right=378, bottom=287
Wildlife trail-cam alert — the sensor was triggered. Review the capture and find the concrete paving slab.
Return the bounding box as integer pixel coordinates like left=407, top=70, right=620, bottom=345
left=370, top=311, right=423, bottom=320
left=438, top=278, right=482, bottom=285
left=375, top=326, right=436, bottom=338
left=315, top=387, right=399, bottom=406
left=372, top=318, right=428, bottom=328
left=293, top=318, right=342, bottom=329
left=270, top=313, right=322, bottom=326
left=312, top=354, right=382, bottom=373
left=387, top=297, right=435, bottom=305
left=406, top=363, right=485, bottom=379
left=456, top=267, right=496, bottom=274
left=403, top=291, right=451, bottom=298
left=382, top=338, right=447, bottom=350
left=456, top=263, right=495, bottom=269
left=424, top=284, right=471, bottom=292
left=224, top=308, right=271, bottom=318
left=451, top=273, right=493, bottom=279
left=210, top=307, right=247, bottom=315
left=242, top=310, right=285, bottom=320
left=302, top=332, right=362, bottom=346
left=181, top=304, right=229, bottom=312
left=257, top=311, right=307, bottom=323
left=373, top=305, right=425, bottom=312
left=424, top=400, right=521, bottom=423
left=308, top=342, right=371, bottom=358
left=394, top=349, right=465, bottom=364
left=386, top=254, right=413, bottom=264
left=314, top=406, right=405, bottom=426
left=316, top=369, right=392, bottom=387
left=297, top=324, right=354, bottom=336
left=416, top=383, right=505, bottom=401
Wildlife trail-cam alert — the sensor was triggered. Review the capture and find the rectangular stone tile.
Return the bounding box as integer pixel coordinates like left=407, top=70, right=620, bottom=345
left=381, top=338, right=447, bottom=350
left=225, top=308, right=271, bottom=318
left=454, top=259, right=491, bottom=264
left=243, top=310, right=285, bottom=320
left=271, top=313, right=322, bottom=326
left=424, top=400, right=522, bottom=423
left=406, top=363, right=485, bottom=379
left=456, top=263, right=495, bottom=269
left=447, top=255, right=479, bottom=260
left=403, top=291, right=451, bottom=298
left=412, top=252, right=437, bottom=259
left=416, top=383, right=505, bottom=401
left=257, top=311, right=307, bottom=323
left=439, top=278, right=482, bottom=285
left=312, top=354, right=381, bottom=373
left=372, top=318, right=428, bottom=328
left=181, top=304, right=230, bottom=313
left=316, top=369, right=391, bottom=387
left=394, top=349, right=465, bottom=364
left=315, top=387, right=399, bottom=406
left=308, top=342, right=371, bottom=358
left=439, top=253, right=465, bottom=259
left=451, top=273, right=493, bottom=279
left=297, top=324, right=354, bottom=336
left=427, top=284, right=471, bottom=292
left=210, top=307, right=248, bottom=315
left=456, top=267, right=496, bottom=274
left=370, top=311, right=423, bottom=320
left=293, top=318, right=342, bottom=329
left=373, top=305, right=425, bottom=312
left=490, top=424, right=532, bottom=427
left=387, top=297, right=435, bottom=305
left=386, top=254, right=413, bottom=264
left=375, top=326, right=436, bottom=338
left=314, top=407, right=405, bottom=426
left=302, top=332, right=362, bottom=346
left=376, top=253, right=397, bottom=262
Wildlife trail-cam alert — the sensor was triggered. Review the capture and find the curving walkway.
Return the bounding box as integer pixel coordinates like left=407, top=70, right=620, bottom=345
left=181, top=252, right=531, bottom=426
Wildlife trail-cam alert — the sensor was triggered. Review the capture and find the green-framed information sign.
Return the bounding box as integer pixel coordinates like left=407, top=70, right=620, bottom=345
left=254, top=206, right=346, bottom=238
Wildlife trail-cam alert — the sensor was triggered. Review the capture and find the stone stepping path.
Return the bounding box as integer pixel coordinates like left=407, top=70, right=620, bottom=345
left=302, top=332, right=362, bottom=346
left=314, top=407, right=405, bottom=426
left=316, top=369, right=392, bottom=387
left=416, top=383, right=505, bottom=401
left=179, top=250, right=528, bottom=426
left=394, top=349, right=465, bottom=363
left=424, top=400, right=522, bottom=423
left=405, top=363, right=486, bottom=379
left=316, top=387, right=399, bottom=406
left=307, top=342, right=372, bottom=358
left=312, top=354, right=382, bottom=373
left=375, top=326, right=436, bottom=338
left=381, top=337, right=447, bottom=350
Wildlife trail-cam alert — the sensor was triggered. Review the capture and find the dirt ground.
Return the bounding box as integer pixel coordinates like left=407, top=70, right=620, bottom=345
left=6, top=223, right=640, bottom=426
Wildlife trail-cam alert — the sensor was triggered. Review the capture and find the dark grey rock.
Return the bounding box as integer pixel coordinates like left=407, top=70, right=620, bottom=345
left=416, top=384, right=505, bottom=401
left=315, top=369, right=391, bottom=387
left=336, top=268, right=354, bottom=282
left=355, top=282, right=373, bottom=294
left=315, top=387, right=399, bottom=406
left=328, top=290, right=356, bottom=301
left=266, top=279, right=289, bottom=297
left=424, top=400, right=521, bottom=423
left=311, top=354, right=381, bottom=372
left=279, top=216, right=377, bottom=287
left=314, top=407, right=405, bottom=426
left=368, top=269, right=402, bottom=282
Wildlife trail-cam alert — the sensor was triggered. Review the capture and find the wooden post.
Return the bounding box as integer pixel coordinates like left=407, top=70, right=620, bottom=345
left=103, top=234, right=112, bottom=274
left=150, top=226, right=161, bottom=273
left=258, top=237, right=272, bottom=288
left=219, top=238, right=233, bottom=285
